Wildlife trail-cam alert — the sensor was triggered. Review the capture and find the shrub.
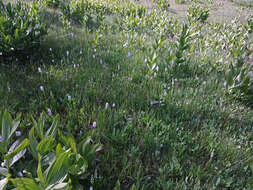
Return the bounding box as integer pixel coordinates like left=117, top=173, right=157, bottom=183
left=187, top=5, right=210, bottom=23
left=226, top=59, right=253, bottom=106
left=0, top=1, right=47, bottom=57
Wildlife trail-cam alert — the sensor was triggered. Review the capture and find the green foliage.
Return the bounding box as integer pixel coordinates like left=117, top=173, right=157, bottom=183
left=45, top=0, right=61, bottom=8
left=0, top=111, right=102, bottom=189
left=187, top=5, right=210, bottom=23
left=0, top=1, right=47, bottom=57
left=226, top=61, right=253, bottom=106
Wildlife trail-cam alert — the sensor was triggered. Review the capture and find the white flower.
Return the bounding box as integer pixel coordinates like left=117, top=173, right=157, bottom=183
left=38, top=67, right=42, bottom=73
left=0, top=52, right=2, bottom=56
left=35, top=31, right=40, bottom=36
left=92, top=122, right=97, bottom=128
left=93, top=55, right=95, bottom=59
left=112, top=103, right=115, bottom=108
left=67, top=94, right=71, bottom=101
left=80, top=50, right=82, bottom=54
left=89, top=187, right=93, bottom=190
left=49, top=48, right=52, bottom=51
left=1, top=161, right=6, bottom=167
left=40, top=86, right=44, bottom=91
left=66, top=50, right=69, bottom=56
left=17, top=171, right=23, bottom=177
left=94, top=49, right=96, bottom=52
left=105, top=102, right=109, bottom=109
left=47, top=108, right=52, bottom=116
left=16, top=131, right=21, bottom=137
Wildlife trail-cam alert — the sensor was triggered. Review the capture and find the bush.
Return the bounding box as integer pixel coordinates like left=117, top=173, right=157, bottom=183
left=0, top=1, right=47, bottom=57
left=187, top=5, right=210, bottom=23
left=226, top=59, right=253, bottom=106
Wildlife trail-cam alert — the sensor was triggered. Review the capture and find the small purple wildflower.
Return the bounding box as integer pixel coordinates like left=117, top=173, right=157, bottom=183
left=128, top=51, right=131, bottom=57
left=40, top=86, right=44, bottom=91
left=38, top=67, right=42, bottom=73
left=47, top=108, right=52, bottom=116
left=16, top=131, right=21, bottom=137
left=92, top=122, right=97, bottom=128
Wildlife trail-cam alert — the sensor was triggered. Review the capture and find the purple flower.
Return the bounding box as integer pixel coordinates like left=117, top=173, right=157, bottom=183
left=100, top=59, right=103, bottom=64
left=128, top=52, right=131, bottom=57
left=16, top=131, right=21, bottom=137
left=38, top=67, right=42, bottom=73
left=92, top=122, right=97, bottom=128
left=47, top=108, right=52, bottom=116
left=40, top=86, right=44, bottom=91
left=67, top=94, right=71, bottom=101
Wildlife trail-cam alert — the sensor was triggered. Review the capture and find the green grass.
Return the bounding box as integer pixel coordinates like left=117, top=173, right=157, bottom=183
left=0, top=0, right=253, bottom=189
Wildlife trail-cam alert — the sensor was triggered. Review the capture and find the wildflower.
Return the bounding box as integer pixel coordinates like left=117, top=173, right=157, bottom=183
left=112, top=103, right=115, bottom=108
left=92, top=122, right=97, bottom=128
left=1, top=161, right=6, bottom=167
left=165, top=68, right=168, bottom=72
left=67, top=94, right=71, bottom=101
left=89, top=187, right=93, bottom=190
left=16, top=131, right=21, bottom=137
left=47, top=108, right=52, bottom=116
left=74, top=64, right=76, bottom=68
left=168, top=33, right=172, bottom=40
left=49, top=48, right=52, bottom=51
left=128, top=51, right=131, bottom=57
left=17, top=171, right=23, bottom=177
left=0, top=52, right=2, bottom=56
left=0, top=136, right=3, bottom=142
left=93, top=55, right=95, bottom=59
left=40, top=86, right=44, bottom=91
left=100, top=59, right=103, bottom=64
left=38, top=67, right=42, bottom=73
left=80, top=50, right=82, bottom=54
left=66, top=50, right=69, bottom=56
left=127, top=77, right=131, bottom=81
left=35, top=31, right=40, bottom=36
left=105, top=102, right=109, bottom=109
left=94, top=49, right=96, bottom=52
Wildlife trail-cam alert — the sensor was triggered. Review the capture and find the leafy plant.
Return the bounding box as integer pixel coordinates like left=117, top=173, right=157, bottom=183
left=0, top=110, right=29, bottom=190
left=0, top=1, right=47, bottom=57
left=187, top=5, right=210, bottom=23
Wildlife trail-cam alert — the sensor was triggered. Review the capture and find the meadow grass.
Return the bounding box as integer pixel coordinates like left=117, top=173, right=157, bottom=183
left=0, top=0, right=253, bottom=189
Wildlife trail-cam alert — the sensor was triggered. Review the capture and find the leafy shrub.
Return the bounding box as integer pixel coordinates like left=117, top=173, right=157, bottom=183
left=0, top=111, right=102, bottom=189
left=187, top=5, right=210, bottom=23
left=0, top=1, right=47, bottom=57
left=45, top=0, right=61, bottom=8
left=226, top=61, right=253, bottom=106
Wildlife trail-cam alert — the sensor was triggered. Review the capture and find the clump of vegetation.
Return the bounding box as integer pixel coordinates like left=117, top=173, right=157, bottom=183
left=187, top=5, right=210, bottom=23
left=1, top=0, right=253, bottom=189
left=0, top=1, right=47, bottom=58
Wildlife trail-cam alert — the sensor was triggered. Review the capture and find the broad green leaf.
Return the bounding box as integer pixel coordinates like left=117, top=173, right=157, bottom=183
left=45, top=115, right=59, bottom=138
left=37, top=154, right=46, bottom=186
left=36, top=136, right=56, bottom=156
left=5, top=139, right=29, bottom=161
left=1, top=110, right=12, bottom=142
left=0, top=178, right=8, bottom=190
left=130, top=184, right=137, bottom=190
left=29, top=127, right=39, bottom=160
left=45, top=150, right=71, bottom=186
left=0, top=167, right=8, bottom=177
left=11, top=178, right=42, bottom=190
left=49, top=183, right=69, bottom=190
left=8, top=120, right=20, bottom=140
left=67, top=137, right=77, bottom=154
